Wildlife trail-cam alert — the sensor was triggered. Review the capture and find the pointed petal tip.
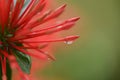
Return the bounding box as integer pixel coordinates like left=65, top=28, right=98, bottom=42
left=65, top=35, right=80, bottom=41
left=63, top=4, right=67, bottom=7
left=59, top=4, right=67, bottom=9
left=59, top=22, right=75, bottom=30
left=48, top=54, right=56, bottom=61
left=74, top=17, right=80, bottom=21
left=68, top=17, right=80, bottom=22
left=71, top=35, right=80, bottom=40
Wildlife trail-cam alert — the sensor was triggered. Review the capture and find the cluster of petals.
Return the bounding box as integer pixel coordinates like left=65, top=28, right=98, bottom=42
left=0, top=0, right=79, bottom=80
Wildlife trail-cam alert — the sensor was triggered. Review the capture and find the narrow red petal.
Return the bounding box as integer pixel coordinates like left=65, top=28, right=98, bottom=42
left=44, top=4, right=66, bottom=22
left=17, top=0, right=46, bottom=27
left=11, top=21, right=76, bottom=41
left=20, top=35, right=79, bottom=43
left=11, top=0, right=25, bottom=28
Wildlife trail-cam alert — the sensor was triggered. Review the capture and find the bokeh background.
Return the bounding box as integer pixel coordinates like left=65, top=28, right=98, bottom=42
left=37, top=0, right=120, bottom=80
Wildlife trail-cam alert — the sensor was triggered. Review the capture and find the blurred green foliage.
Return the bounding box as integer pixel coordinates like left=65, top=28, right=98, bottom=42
left=40, top=0, right=120, bottom=80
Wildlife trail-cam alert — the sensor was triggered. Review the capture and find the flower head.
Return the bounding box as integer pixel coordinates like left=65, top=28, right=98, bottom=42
left=0, top=0, right=79, bottom=80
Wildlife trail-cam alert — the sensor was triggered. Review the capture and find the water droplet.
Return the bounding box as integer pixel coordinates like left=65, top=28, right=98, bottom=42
left=47, top=57, right=51, bottom=61
left=64, top=41, right=73, bottom=45
left=57, top=26, right=62, bottom=29
left=44, top=52, right=51, bottom=61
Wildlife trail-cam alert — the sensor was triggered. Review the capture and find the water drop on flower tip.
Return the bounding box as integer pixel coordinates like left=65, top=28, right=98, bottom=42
left=64, top=41, right=73, bottom=45
left=57, top=26, right=62, bottom=29
left=48, top=58, right=51, bottom=61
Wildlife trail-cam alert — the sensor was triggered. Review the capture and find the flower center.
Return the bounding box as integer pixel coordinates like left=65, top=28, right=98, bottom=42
left=0, top=33, right=13, bottom=49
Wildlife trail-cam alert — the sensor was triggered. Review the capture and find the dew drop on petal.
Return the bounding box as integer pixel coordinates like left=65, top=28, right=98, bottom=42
left=43, top=52, right=51, bottom=61
left=64, top=41, right=73, bottom=45
left=57, top=26, right=62, bottom=29
left=48, top=57, right=51, bottom=61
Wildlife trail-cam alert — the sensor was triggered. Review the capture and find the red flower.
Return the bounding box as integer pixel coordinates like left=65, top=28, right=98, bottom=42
left=0, top=0, right=79, bottom=80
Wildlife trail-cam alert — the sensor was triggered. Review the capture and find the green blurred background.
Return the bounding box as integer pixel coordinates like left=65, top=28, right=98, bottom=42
left=39, top=0, right=120, bottom=80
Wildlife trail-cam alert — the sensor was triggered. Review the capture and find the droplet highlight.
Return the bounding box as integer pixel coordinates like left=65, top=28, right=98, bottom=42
left=64, top=41, right=73, bottom=45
